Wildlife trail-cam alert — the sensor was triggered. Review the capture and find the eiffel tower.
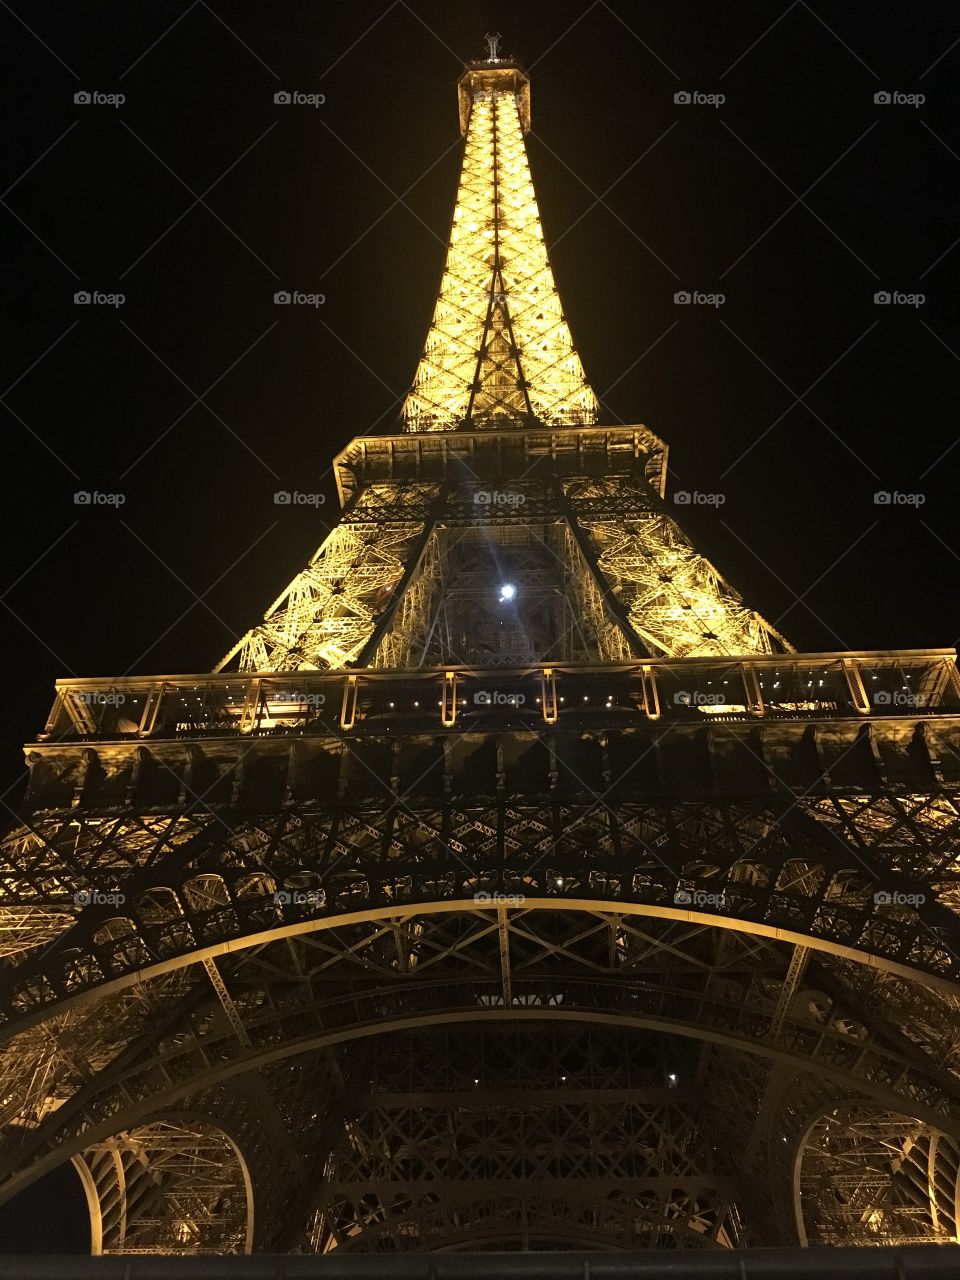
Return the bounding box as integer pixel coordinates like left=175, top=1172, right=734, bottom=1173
left=2, top=41, right=960, bottom=1262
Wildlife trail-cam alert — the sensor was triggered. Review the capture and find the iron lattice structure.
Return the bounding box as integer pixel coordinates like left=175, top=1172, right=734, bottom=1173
left=2, top=50, right=960, bottom=1260
left=402, top=62, right=597, bottom=432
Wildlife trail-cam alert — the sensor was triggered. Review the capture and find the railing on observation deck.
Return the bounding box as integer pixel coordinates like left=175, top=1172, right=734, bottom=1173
left=37, top=650, right=960, bottom=744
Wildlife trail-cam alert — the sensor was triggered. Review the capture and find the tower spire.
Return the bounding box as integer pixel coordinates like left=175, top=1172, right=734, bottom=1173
left=402, top=54, right=598, bottom=432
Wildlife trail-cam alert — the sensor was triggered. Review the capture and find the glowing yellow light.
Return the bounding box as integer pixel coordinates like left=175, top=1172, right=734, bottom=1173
left=403, top=74, right=597, bottom=431
left=217, top=70, right=786, bottom=674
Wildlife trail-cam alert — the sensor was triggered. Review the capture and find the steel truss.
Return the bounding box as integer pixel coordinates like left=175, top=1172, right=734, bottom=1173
left=1, top=848, right=960, bottom=1247
left=74, top=1118, right=251, bottom=1254
left=403, top=65, right=597, bottom=431
left=306, top=1024, right=744, bottom=1252
left=216, top=485, right=442, bottom=674
left=5, top=681, right=960, bottom=1249
left=218, top=472, right=787, bottom=673
left=797, top=1106, right=960, bottom=1246
left=3, top=51, right=960, bottom=1260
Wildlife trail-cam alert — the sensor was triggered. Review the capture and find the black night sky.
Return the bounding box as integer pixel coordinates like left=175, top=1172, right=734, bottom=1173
left=0, top=0, right=959, bottom=1253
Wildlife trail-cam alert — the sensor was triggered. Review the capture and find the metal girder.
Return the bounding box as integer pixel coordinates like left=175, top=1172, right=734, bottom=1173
left=351, top=489, right=447, bottom=668
left=560, top=476, right=788, bottom=661
left=303, top=1024, right=743, bottom=1251
left=403, top=69, right=597, bottom=431
left=768, top=946, right=811, bottom=1038
left=202, top=960, right=251, bottom=1049
left=217, top=485, right=442, bottom=673
left=74, top=1118, right=252, bottom=1255
left=497, top=903, right=512, bottom=1004
left=4, top=909, right=960, bottom=1218
left=557, top=487, right=650, bottom=659
left=3, top=783, right=960, bottom=1043
left=3, top=49, right=960, bottom=1260
left=797, top=1105, right=960, bottom=1246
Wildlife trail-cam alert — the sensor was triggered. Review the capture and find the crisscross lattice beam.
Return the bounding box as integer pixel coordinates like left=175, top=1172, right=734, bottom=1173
left=403, top=64, right=597, bottom=431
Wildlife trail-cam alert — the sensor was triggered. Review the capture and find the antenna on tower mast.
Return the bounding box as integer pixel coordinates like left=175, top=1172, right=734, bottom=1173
left=483, top=31, right=502, bottom=62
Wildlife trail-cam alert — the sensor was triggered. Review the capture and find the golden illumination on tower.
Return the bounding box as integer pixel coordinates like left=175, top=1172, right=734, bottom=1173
left=216, top=49, right=788, bottom=675
left=402, top=59, right=598, bottom=431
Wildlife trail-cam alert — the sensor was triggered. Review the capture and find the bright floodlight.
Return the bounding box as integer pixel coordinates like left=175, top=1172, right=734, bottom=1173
left=499, top=583, right=516, bottom=602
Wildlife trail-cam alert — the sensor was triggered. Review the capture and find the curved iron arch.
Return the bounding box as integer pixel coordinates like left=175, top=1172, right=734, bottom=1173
left=70, top=1111, right=255, bottom=1255
left=3, top=986, right=960, bottom=1212
left=2, top=892, right=958, bottom=1048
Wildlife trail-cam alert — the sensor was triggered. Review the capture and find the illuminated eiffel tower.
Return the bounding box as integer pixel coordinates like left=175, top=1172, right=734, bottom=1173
left=2, top=40, right=960, bottom=1260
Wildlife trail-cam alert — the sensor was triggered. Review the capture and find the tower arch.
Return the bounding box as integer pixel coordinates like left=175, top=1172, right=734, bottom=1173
left=71, top=1115, right=254, bottom=1255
